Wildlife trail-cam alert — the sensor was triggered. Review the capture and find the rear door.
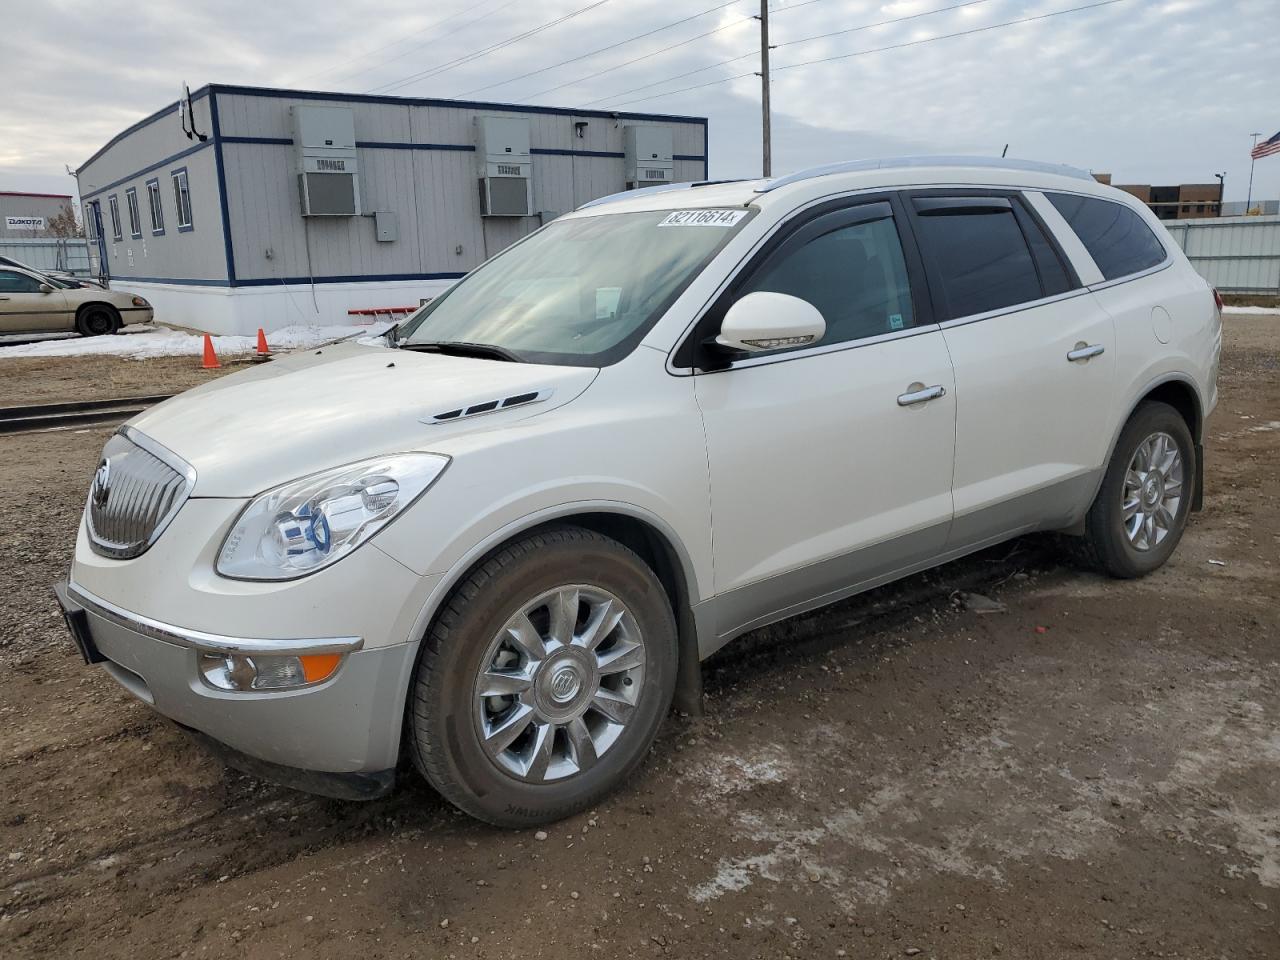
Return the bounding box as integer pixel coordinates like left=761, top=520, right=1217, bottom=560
left=687, top=196, right=957, bottom=646
left=0, top=269, right=71, bottom=333
left=904, top=191, right=1116, bottom=543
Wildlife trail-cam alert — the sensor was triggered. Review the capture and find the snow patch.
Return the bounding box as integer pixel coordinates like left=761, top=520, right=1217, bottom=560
left=0, top=322, right=394, bottom=360
left=1223, top=306, right=1280, bottom=317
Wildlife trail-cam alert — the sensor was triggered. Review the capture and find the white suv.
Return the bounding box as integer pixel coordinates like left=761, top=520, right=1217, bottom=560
left=55, top=157, right=1222, bottom=826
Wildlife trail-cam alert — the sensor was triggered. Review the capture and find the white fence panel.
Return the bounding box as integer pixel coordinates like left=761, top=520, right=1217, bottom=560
left=1164, top=215, right=1280, bottom=295
left=0, top=237, right=99, bottom=278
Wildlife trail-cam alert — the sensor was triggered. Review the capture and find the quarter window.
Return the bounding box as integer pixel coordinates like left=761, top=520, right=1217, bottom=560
left=0, top=270, right=42, bottom=293
left=125, top=187, right=141, bottom=239
left=108, top=194, right=122, bottom=241
left=147, top=179, right=164, bottom=234
left=736, top=212, right=916, bottom=349
left=911, top=199, right=1042, bottom=319
left=171, top=169, right=193, bottom=231
left=1046, top=193, right=1167, bottom=281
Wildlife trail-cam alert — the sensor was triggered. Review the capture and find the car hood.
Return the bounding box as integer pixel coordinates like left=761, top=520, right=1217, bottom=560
left=128, top=342, right=598, bottom=497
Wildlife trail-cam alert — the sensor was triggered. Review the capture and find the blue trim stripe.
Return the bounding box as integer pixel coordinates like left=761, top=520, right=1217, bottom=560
left=532, top=147, right=622, bottom=159
left=80, top=141, right=210, bottom=200
left=220, top=136, right=293, bottom=146
left=674, top=154, right=707, bottom=162
left=108, top=271, right=465, bottom=288
left=207, top=83, right=707, bottom=126
left=208, top=95, right=237, bottom=283
left=108, top=276, right=231, bottom=286
left=234, top=271, right=466, bottom=287
left=357, top=140, right=474, bottom=152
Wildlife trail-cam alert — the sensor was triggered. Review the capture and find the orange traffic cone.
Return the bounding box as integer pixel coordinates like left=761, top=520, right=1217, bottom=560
left=256, top=328, right=270, bottom=357
left=201, top=334, right=221, bottom=370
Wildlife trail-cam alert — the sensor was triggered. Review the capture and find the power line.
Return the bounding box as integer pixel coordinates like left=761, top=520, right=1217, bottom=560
left=284, top=1, right=498, bottom=87
left=367, top=0, right=613, bottom=96
left=457, top=0, right=744, bottom=98
left=329, top=0, right=526, bottom=88
left=580, top=0, right=995, bottom=108
left=516, top=0, right=835, bottom=104
left=605, top=0, right=1126, bottom=108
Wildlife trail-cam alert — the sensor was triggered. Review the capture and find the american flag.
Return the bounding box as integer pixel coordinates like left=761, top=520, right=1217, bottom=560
left=1252, top=130, right=1280, bottom=160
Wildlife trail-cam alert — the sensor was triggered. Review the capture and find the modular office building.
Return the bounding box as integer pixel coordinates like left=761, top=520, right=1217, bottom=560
left=75, top=84, right=708, bottom=335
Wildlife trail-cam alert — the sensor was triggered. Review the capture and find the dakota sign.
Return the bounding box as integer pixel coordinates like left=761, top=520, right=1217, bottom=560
left=5, top=216, right=45, bottom=230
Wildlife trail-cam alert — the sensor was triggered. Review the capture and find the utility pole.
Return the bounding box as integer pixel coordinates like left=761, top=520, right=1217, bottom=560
left=758, top=0, right=772, bottom=178
left=1246, top=132, right=1261, bottom=215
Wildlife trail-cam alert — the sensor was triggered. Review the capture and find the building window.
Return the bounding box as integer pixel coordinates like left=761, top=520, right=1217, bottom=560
left=85, top=201, right=98, bottom=241
left=108, top=194, right=122, bottom=241
left=125, top=187, right=142, bottom=239
left=171, top=168, right=193, bottom=232
left=146, top=178, right=164, bottom=235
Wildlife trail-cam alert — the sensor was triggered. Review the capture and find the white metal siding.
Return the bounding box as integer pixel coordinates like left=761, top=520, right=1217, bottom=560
left=1165, top=215, right=1280, bottom=294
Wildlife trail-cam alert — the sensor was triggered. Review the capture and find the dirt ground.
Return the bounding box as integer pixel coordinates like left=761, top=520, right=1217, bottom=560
left=0, top=355, right=234, bottom=406
left=1, top=317, right=1277, bottom=959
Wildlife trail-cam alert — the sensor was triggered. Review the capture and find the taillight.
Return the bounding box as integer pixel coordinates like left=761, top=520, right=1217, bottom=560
left=1212, top=287, right=1224, bottom=312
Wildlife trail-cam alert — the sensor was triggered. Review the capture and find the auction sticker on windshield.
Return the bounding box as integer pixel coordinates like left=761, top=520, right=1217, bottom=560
left=658, top=209, right=747, bottom=227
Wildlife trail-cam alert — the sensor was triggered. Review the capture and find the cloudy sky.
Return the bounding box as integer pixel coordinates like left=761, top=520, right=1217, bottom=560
left=1, top=0, right=1277, bottom=205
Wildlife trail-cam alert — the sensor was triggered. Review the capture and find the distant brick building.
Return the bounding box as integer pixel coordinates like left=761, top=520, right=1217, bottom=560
left=0, top=191, right=73, bottom=237
left=1091, top=174, right=1221, bottom=221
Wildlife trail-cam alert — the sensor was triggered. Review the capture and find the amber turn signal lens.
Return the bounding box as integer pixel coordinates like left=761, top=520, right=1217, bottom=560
left=299, top=653, right=343, bottom=683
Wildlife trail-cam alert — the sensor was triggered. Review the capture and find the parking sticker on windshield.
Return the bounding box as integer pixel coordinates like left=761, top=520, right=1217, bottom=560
left=658, top=209, right=747, bottom=227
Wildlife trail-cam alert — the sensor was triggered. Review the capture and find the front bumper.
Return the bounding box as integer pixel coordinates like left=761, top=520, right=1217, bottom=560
left=53, top=580, right=416, bottom=796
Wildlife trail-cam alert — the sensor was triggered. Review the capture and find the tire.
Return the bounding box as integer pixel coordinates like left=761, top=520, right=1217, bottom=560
left=1081, top=401, right=1196, bottom=578
left=408, top=525, right=677, bottom=827
left=76, top=304, right=121, bottom=337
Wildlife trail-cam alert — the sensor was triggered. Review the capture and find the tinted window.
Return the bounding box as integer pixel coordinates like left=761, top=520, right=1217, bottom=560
left=0, top=270, right=42, bottom=293
left=1047, top=193, right=1167, bottom=281
left=1013, top=203, right=1073, bottom=296
left=913, top=206, right=1041, bottom=318
left=738, top=214, right=915, bottom=348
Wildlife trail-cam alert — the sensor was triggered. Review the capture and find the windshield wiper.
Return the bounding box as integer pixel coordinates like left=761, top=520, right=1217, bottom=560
left=400, top=340, right=525, bottom=363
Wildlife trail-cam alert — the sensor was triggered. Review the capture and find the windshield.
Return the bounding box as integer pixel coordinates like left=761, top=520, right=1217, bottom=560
left=400, top=207, right=752, bottom=366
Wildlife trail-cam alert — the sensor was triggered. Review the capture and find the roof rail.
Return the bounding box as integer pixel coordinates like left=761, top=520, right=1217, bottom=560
left=755, top=156, right=1093, bottom=193
left=577, top=182, right=695, bottom=211
left=577, top=178, right=750, bottom=211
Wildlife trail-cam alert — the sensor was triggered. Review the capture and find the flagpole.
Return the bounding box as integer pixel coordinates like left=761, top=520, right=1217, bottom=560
left=1246, top=132, right=1260, bottom=215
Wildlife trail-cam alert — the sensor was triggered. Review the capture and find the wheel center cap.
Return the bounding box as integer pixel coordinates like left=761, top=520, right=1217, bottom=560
left=1143, top=475, right=1163, bottom=507
left=548, top=665, right=582, bottom=704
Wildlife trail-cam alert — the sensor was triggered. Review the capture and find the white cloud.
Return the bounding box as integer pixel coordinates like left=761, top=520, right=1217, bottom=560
left=0, top=0, right=1277, bottom=203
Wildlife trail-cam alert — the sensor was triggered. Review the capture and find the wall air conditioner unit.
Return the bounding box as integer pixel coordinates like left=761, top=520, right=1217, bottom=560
left=475, top=116, right=533, bottom=217
left=624, top=125, right=674, bottom=190
left=292, top=105, right=361, bottom=216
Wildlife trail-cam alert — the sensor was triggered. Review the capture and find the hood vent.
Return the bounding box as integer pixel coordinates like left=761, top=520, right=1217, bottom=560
left=424, top=388, right=552, bottom=425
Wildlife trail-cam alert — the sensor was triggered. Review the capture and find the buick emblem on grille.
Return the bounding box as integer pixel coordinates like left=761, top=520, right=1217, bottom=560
left=91, top=460, right=111, bottom=508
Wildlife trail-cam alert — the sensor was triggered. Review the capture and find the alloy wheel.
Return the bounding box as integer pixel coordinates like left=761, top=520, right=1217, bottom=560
left=473, top=585, right=646, bottom=782
left=1122, top=431, right=1184, bottom=551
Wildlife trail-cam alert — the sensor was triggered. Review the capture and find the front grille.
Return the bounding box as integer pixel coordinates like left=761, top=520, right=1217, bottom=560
left=86, top=429, right=195, bottom=559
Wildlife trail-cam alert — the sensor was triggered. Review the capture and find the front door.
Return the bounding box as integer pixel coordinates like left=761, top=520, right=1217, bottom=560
left=691, top=198, right=957, bottom=649
left=0, top=269, right=71, bottom=333
left=904, top=191, right=1117, bottom=542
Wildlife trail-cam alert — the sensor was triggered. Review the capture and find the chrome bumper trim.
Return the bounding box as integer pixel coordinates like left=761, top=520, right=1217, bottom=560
left=66, top=581, right=364, bottom=656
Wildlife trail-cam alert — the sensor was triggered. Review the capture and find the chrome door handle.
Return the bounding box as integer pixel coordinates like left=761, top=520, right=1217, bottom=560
left=897, top=384, right=946, bottom=406
left=1067, top=343, right=1105, bottom=362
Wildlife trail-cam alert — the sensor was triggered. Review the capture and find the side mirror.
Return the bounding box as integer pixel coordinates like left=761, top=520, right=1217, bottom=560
left=38, top=283, right=54, bottom=294
left=715, top=291, right=826, bottom=355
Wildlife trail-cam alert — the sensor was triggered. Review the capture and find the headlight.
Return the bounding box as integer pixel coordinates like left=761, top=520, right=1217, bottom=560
left=131, top=295, right=149, bottom=307
left=216, top=453, right=449, bottom=580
